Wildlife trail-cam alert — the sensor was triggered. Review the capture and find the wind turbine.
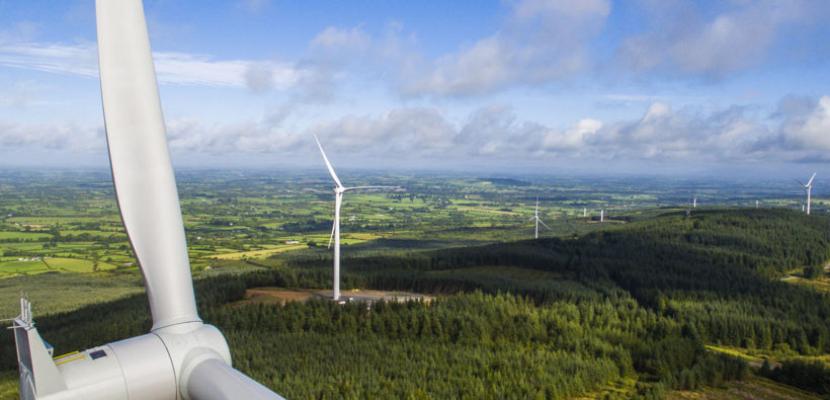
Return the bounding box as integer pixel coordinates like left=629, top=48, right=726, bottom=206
left=692, top=197, right=697, bottom=209
left=530, top=198, right=551, bottom=239
left=12, top=2, right=284, bottom=399
left=600, top=209, right=605, bottom=223
left=314, top=136, right=397, bottom=301
left=797, top=173, right=817, bottom=215
left=582, top=207, right=587, bottom=218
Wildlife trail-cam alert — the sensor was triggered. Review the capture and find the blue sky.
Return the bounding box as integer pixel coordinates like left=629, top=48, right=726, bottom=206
left=1, top=0, right=830, bottom=177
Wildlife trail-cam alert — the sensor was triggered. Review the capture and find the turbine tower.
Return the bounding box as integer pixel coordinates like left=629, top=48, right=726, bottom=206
left=530, top=198, right=551, bottom=239
left=600, top=209, right=605, bottom=223
left=798, top=173, right=817, bottom=215
left=12, top=1, right=285, bottom=399
left=583, top=207, right=587, bottom=218
left=314, top=136, right=397, bottom=301
left=692, top=197, right=697, bottom=209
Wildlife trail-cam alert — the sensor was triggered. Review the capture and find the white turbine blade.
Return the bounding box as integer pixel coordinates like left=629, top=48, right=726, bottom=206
left=327, top=222, right=335, bottom=249
left=539, top=219, right=552, bottom=230
left=807, top=172, right=817, bottom=187
left=314, top=135, right=343, bottom=188
left=187, top=359, right=285, bottom=400
left=96, top=0, right=199, bottom=330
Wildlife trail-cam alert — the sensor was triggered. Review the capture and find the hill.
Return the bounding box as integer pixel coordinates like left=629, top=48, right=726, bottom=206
left=1, top=209, right=828, bottom=399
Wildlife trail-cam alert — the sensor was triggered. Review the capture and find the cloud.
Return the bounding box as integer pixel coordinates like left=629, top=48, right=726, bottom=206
left=0, top=42, right=302, bottom=89
left=0, top=120, right=102, bottom=152
left=403, top=0, right=611, bottom=96
left=311, top=27, right=372, bottom=53
left=3, top=88, right=830, bottom=167
left=616, top=0, right=828, bottom=78
left=779, top=95, right=830, bottom=151
left=238, top=0, right=271, bottom=13
left=309, top=108, right=456, bottom=155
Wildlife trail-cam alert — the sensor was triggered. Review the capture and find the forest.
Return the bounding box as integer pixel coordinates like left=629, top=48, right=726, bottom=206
left=2, top=208, right=828, bottom=398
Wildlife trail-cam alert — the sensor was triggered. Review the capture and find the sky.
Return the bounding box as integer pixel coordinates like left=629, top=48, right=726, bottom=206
left=1, top=0, right=830, bottom=177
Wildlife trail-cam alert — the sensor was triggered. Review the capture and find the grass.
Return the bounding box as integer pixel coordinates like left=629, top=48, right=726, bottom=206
left=784, top=275, right=830, bottom=293
left=45, top=257, right=118, bottom=273
left=667, top=376, right=822, bottom=400
left=0, top=257, right=117, bottom=278
left=706, top=344, right=830, bottom=369
left=573, top=376, right=638, bottom=399
left=211, top=244, right=309, bottom=260
left=0, top=231, right=51, bottom=240
left=706, top=345, right=765, bottom=365
left=0, top=272, right=143, bottom=317
left=0, top=259, right=51, bottom=277
left=0, top=371, right=17, bottom=400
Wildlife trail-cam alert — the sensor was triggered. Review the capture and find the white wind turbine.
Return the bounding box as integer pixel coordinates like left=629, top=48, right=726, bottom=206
left=530, top=198, right=551, bottom=239
left=797, top=172, right=817, bottom=215
left=12, top=1, right=285, bottom=399
left=314, top=136, right=397, bottom=301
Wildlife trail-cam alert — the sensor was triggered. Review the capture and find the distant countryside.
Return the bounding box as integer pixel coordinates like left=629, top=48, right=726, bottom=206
left=1, top=170, right=829, bottom=399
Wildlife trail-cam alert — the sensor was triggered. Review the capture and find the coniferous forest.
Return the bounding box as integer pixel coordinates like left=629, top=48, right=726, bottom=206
left=2, top=209, right=829, bottom=398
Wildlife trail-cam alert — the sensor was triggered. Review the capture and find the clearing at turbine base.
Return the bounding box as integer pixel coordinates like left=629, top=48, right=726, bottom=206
left=797, top=172, right=817, bottom=215
left=11, top=1, right=284, bottom=399
left=314, top=135, right=398, bottom=301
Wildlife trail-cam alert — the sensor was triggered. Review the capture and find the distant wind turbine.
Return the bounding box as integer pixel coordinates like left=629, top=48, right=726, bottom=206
left=600, top=209, right=605, bottom=223
left=315, top=135, right=398, bottom=301
left=583, top=207, right=587, bottom=218
left=797, top=172, right=817, bottom=215
left=692, top=197, right=697, bottom=209
left=530, top=198, right=551, bottom=239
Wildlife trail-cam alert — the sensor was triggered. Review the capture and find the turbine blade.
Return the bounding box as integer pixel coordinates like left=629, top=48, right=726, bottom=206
left=327, top=222, right=335, bottom=249
left=539, top=220, right=552, bottom=230
left=96, top=0, right=199, bottom=330
left=187, top=359, right=285, bottom=400
left=807, top=172, right=817, bottom=187
left=314, top=135, right=343, bottom=188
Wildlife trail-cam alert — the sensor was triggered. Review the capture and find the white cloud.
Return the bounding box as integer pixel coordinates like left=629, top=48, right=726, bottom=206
left=311, top=27, right=372, bottom=53
left=310, top=108, right=456, bottom=155
left=616, top=0, right=826, bottom=77
left=542, top=118, right=603, bottom=151
left=404, top=0, right=610, bottom=96
left=780, top=95, right=830, bottom=151
left=0, top=42, right=302, bottom=90
left=0, top=120, right=102, bottom=152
